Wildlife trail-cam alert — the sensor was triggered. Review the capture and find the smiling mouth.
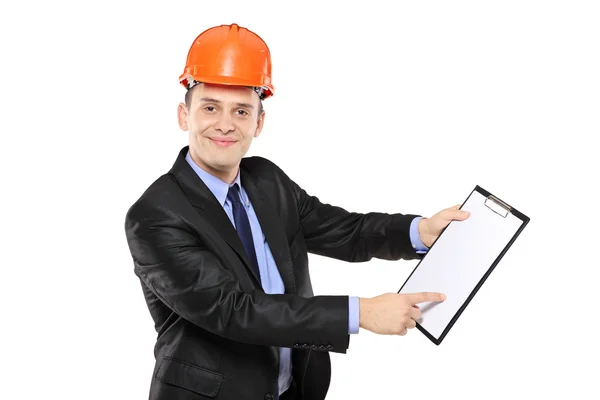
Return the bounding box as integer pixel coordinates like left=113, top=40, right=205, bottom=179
left=209, top=138, right=236, bottom=147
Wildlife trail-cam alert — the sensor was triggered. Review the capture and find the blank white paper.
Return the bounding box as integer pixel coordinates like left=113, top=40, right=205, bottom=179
left=399, top=190, right=524, bottom=340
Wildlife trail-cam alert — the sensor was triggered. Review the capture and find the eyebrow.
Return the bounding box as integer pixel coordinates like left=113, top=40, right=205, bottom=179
left=199, top=97, right=255, bottom=109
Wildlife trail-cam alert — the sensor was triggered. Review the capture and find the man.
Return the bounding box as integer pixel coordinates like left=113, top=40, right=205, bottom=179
left=124, top=23, right=469, bottom=400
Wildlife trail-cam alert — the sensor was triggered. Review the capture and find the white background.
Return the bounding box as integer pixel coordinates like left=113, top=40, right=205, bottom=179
left=1, top=1, right=599, bottom=399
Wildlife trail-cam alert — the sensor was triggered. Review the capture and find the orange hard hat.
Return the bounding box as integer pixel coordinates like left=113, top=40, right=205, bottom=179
left=179, top=23, right=274, bottom=99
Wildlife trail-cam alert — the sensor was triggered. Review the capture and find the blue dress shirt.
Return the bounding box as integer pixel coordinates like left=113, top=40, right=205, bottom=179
left=185, top=152, right=428, bottom=394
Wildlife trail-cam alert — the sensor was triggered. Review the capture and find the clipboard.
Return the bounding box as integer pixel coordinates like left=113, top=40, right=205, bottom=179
left=398, top=185, right=530, bottom=345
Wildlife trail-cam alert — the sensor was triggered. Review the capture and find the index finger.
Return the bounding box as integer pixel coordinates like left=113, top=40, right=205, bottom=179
left=406, top=292, right=446, bottom=304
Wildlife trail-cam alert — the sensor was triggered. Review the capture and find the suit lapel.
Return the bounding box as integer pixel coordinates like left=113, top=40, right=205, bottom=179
left=241, top=168, right=297, bottom=294
left=170, top=147, right=262, bottom=286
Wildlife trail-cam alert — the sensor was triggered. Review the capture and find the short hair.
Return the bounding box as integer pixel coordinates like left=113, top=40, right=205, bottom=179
left=184, top=85, right=264, bottom=117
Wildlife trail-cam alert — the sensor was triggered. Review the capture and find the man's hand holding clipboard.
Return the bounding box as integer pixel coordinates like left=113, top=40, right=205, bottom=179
left=417, top=204, right=471, bottom=248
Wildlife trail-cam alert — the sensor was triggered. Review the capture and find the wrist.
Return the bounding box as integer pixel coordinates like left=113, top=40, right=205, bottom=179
left=358, top=297, right=371, bottom=329
left=418, top=217, right=430, bottom=248
left=418, top=217, right=426, bottom=238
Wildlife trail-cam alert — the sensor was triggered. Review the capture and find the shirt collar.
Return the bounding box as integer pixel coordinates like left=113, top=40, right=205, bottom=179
left=185, top=151, right=241, bottom=206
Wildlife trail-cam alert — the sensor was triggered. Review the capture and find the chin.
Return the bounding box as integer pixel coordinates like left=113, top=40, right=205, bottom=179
left=211, top=157, right=239, bottom=170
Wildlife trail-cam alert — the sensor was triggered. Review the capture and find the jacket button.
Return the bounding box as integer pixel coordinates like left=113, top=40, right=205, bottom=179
left=264, top=394, right=274, bottom=400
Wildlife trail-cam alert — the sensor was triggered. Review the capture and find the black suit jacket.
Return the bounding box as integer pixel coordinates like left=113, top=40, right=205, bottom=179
left=124, top=146, right=423, bottom=400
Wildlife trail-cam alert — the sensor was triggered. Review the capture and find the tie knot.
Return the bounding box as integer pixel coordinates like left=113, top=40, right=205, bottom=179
left=227, top=183, right=242, bottom=205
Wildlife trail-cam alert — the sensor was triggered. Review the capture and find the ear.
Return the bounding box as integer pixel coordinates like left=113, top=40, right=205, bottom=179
left=253, top=110, right=265, bottom=138
left=177, top=102, right=189, bottom=131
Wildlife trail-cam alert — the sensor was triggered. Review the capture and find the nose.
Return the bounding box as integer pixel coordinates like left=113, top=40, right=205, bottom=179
left=214, top=113, right=235, bottom=134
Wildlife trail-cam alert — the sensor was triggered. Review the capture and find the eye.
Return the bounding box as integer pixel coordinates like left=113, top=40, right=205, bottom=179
left=236, top=109, right=249, bottom=117
left=204, top=106, right=216, bottom=113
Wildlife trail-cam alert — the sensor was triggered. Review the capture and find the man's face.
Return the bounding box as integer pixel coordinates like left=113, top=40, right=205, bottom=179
left=177, top=83, right=264, bottom=182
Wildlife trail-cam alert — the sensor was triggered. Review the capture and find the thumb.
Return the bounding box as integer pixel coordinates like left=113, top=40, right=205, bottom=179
left=451, top=205, right=469, bottom=220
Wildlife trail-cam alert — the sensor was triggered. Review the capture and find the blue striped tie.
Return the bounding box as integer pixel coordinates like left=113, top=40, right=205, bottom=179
left=227, top=184, right=261, bottom=281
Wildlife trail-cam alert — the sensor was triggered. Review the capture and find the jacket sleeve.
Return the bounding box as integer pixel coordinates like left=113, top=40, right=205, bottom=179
left=124, top=201, right=350, bottom=353
left=286, top=178, right=424, bottom=262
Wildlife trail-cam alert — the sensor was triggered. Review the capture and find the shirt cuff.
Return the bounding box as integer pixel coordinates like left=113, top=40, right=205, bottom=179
left=410, top=217, right=428, bottom=254
left=348, top=296, right=360, bottom=334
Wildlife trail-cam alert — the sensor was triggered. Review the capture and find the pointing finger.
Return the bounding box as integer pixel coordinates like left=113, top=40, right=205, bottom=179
left=407, top=292, right=446, bottom=304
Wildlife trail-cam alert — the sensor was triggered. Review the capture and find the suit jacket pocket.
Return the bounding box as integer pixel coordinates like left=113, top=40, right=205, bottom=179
left=155, top=356, right=223, bottom=398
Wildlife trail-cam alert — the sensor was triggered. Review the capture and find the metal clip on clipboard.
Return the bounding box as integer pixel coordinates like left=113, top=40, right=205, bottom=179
left=484, top=195, right=512, bottom=218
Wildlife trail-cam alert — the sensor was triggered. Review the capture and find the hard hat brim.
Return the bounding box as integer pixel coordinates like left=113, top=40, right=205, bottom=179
left=179, top=71, right=274, bottom=98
